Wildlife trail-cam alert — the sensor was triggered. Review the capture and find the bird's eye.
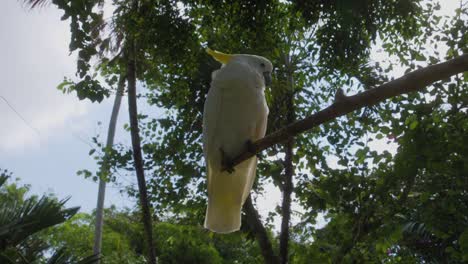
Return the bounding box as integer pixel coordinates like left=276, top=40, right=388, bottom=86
left=260, top=62, right=265, bottom=68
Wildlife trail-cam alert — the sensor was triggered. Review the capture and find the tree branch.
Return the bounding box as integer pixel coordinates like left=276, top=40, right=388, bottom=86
left=279, top=55, right=295, bottom=264
left=244, top=196, right=280, bottom=264
left=223, top=54, right=468, bottom=171
left=279, top=137, right=294, bottom=264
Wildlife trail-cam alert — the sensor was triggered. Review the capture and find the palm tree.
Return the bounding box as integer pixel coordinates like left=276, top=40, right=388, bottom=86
left=93, top=76, right=126, bottom=260
left=19, top=1, right=130, bottom=262
left=0, top=175, right=79, bottom=252
left=0, top=174, right=99, bottom=263
left=20, top=2, right=162, bottom=262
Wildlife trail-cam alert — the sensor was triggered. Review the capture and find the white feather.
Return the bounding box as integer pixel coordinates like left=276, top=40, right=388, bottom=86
left=203, top=55, right=270, bottom=233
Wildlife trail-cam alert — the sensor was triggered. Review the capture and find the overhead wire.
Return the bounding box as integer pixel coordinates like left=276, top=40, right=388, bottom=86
left=0, top=95, right=41, bottom=137
left=1, top=94, right=137, bottom=207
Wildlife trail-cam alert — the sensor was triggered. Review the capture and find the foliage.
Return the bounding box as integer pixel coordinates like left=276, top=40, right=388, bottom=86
left=295, top=3, right=468, bottom=263
left=43, top=205, right=263, bottom=263
left=0, top=173, right=257, bottom=263
left=0, top=170, right=98, bottom=264
left=38, top=0, right=468, bottom=262
left=292, top=0, right=423, bottom=71
left=121, top=0, right=431, bottom=222
left=44, top=209, right=146, bottom=264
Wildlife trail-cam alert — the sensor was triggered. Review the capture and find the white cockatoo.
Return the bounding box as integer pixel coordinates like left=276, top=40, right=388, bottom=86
left=203, top=48, right=273, bottom=233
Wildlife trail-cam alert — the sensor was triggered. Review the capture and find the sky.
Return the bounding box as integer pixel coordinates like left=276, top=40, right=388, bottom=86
left=0, top=0, right=460, bottom=231
left=0, top=1, right=135, bottom=211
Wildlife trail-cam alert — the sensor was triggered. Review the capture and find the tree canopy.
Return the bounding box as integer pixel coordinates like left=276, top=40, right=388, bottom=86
left=16, top=0, right=468, bottom=263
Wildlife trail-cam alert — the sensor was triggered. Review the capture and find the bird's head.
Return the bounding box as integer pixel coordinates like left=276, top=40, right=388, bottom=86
left=206, top=48, right=273, bottom=86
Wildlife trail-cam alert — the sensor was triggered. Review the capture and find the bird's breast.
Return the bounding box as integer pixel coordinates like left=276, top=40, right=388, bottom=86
left=211, top=86, right=266, bottom=157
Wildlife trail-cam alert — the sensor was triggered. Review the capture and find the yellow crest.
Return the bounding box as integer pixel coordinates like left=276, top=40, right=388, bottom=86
left=206, top=48, right=233, bottom=64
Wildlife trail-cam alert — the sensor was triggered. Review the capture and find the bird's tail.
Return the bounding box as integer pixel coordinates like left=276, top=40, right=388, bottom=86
left=204, top=157, right=257, bottom=233
left=204, top=191, right=243, bottom=233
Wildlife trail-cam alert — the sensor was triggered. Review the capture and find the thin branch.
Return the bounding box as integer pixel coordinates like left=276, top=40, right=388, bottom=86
left=223, top=54, right=468, bottom=171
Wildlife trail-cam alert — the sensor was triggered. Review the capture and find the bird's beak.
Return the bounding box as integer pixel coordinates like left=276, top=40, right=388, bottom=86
left=263, top=71, right=272, bottom=86
left=206, top=48, right=233, bottom=64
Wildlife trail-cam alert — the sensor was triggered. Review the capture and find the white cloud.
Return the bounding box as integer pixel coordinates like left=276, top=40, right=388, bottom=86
left=0, top=1, right=91, bottom=153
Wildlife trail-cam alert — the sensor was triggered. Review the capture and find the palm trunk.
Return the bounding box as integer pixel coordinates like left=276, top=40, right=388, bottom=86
left=93, top=76, right=126, bottom=261
left=126, top=42, right=157, bottom=264
left=244, top=196, right=280, bottom=264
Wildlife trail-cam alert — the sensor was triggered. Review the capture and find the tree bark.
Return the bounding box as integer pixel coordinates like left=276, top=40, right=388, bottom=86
left=279, top=137, right=293, bottom=264
left=126, top=42, right=157, bottom=264
left=244, top=196, right=280, bottom=264
left=93, top=76, right=126, bottom=262
left=223, top=54, right=468, bottom=170
left=279, top=53, right=296, bottom=264
left=279, top=98, right=295, bottom=264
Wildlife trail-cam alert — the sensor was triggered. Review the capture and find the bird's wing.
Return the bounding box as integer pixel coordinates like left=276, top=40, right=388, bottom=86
left=255, top=101, right=269, bottom=140
left=241, top=99, right=269, bottom=204
left=240, top=157, right=257, bottom=204
left=203, top=82, right=223, bottom=197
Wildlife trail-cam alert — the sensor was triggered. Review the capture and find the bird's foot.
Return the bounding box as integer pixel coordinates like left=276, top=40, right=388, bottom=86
left=246, top=140, right=262, bottom=159
left=219, top=147, right=235, bottom=174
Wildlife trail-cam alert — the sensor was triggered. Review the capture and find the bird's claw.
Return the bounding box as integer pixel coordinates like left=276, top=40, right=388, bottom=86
left=219, top=147, right=235, bottom=173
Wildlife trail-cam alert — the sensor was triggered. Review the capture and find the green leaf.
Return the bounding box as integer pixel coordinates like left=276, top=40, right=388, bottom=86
left=88, top=149, right=96, bottom=156
left=415, top=53, right=426, bottom=61
left=460, top=229, right=468, bottom=261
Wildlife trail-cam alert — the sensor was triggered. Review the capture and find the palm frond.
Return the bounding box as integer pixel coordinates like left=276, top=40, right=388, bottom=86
left=0, top=196, right=79, bottom=250
left=21, top=0, right=50, bottom=9
left=46, top=247, right=67, bottom=264
left=46, top=248, right=100, bottom=264
left=76, top=254, right=100, bottom=264
left=402, top=221, right=432, bottom=240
